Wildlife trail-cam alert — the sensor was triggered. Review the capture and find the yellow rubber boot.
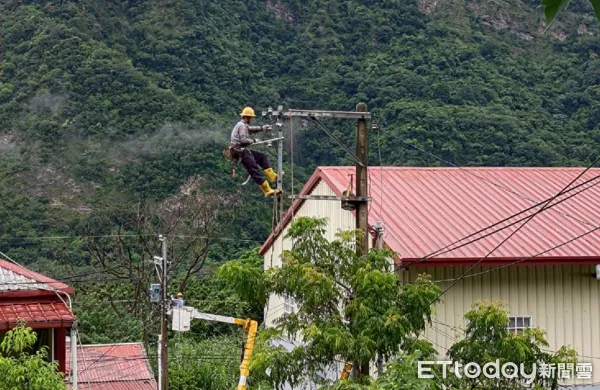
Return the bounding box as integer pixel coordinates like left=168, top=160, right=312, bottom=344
left=263, top=168, right=281, bottom=183
left=259, top=181, right=281, bottom=197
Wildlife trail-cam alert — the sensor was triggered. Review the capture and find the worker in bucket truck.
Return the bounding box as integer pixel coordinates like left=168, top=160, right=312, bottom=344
left=171, top=292, right=185, bottom=308
left=230, top=107, right=281, bottom=197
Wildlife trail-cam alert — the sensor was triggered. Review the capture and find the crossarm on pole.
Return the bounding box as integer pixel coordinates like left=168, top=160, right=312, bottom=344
left=252, top=137, right=284, bottom=146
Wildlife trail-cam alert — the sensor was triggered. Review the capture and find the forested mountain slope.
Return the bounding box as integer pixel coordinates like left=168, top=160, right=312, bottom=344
left=1, top=0, right=599, bottom=269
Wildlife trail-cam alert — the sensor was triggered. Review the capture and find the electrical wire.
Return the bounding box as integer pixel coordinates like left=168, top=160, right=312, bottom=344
left=76, top=303, right=162, bottom=377
left=375, top=116, right=600, bottom=263
left=431, top=223, right=600, bottom=283
left=76, top=358, right=155, bottom=385
left=393, top=129, right=599, bottom=229
left=0, top=249, right=94, bottom=388
left=428, top=156, right=600, bottom=304
left=404, top=172, right=600, bottom=268
left=421, top=335, right=449, bottom=352
left=0, top=233, right=263, bottom=243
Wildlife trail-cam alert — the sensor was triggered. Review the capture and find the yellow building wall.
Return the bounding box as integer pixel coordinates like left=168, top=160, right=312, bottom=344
left=400, top=265, right=600, bottom=386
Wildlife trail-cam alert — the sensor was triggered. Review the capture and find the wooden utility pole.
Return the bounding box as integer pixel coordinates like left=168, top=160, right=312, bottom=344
left=160, top=235, right=168, bottom=390
left=262, top=104, right=372, bottom=377
left=355, top=103, right=369, bottom=256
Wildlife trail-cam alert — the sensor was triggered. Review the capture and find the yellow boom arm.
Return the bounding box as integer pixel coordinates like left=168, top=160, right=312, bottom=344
left=172, top=307, right=258, bottom=390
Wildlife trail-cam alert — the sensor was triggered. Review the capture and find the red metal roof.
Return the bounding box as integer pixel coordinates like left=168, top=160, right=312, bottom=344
left=0, top=258, right=73, bottom=296
left=67, top=343, right=157, bottom=390
left=261, top=167, right=600, bottom=266
left=74, top=382, right=156, bottom=390
left=0, top=301, right=75, bottom=329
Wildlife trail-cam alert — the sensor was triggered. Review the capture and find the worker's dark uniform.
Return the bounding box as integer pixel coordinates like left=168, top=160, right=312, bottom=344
left=230, top=120, right=271, bottom=185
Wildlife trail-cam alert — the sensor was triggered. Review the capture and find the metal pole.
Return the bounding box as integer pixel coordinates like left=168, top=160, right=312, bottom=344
left=277, top=124, right=284, bottom=220
left=71, top=326, right=78, bottom=390
left=355, top=103, right=369, bottom=257
left=160, top=235, right=168, bottom=390
left=157, top=334, right=162, bottom=390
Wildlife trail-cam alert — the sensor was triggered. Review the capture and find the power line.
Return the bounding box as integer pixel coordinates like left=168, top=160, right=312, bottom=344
left=394, top=129, right=598, bottom=229
left=0, top=249, right=94, bottom=387
left=404, top=172, right=600, bottom=267
left=77, top=304, right=162, bottom=377
left=0, top=233, right=263, bottom=243
left=431, top=223, right=600, bottom=283
left=428, top=156, right=600, bottom=304
left=374, top=116, right=600, bottom=269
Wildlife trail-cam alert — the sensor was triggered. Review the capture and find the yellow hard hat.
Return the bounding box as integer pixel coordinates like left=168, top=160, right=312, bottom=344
left=240, top=107, right=256, bottom=117
left=176, top=292, right=183, bottom=297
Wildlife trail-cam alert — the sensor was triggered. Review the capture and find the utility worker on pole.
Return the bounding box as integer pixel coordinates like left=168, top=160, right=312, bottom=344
left=231, top=107, right=281, bottom=197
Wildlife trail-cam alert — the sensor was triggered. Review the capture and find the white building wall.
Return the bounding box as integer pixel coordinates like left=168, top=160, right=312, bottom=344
left=264, top=179, right=356, bottom=326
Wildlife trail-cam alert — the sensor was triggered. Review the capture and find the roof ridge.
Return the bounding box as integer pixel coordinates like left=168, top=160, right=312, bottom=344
left=319, top=166, right=600, bottom=170
left=0, top=258, right=72, bottom=294
left=76, top=342, right=143, bottom=347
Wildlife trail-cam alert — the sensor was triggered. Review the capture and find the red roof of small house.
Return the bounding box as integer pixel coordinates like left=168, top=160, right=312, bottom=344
left=67, top=343, right=157, bottom=390
left=0, top=259, right=75, bottom=329
left=260, top=167, right=600, bottom=266
left=0, top=300, right=75, bottom=330
left=0, top=258, right=73, bottom=296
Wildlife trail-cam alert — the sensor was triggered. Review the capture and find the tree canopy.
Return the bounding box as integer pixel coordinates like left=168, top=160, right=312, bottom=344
left=223, top=217, right=441, bottom=387
left=220, top=219, right=578, bottom=389
left=0, top=324, right=66, bottom=390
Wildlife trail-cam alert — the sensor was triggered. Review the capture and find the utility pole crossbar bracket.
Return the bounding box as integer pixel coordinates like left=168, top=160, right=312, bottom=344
left=262, top=104, right=371, bottom=237
left=252, top=137, right=284, bottom=146
left=289, top=195, right=370, bottom=202
left=266, top=109, right=371, bottom=120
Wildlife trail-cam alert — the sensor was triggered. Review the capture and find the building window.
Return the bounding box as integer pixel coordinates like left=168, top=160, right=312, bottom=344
left=508, top=316, right=532, bottom=335
left=284, top=295, right=297, bottom=315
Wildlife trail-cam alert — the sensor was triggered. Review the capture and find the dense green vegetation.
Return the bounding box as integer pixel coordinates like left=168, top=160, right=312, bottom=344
left=0, top=324, right=66, bottom=390
left=221, top=220, right=576, bottom=389
left=1, top=0, right=600, bottom=387
left=1, top=0, right=600, bottom=263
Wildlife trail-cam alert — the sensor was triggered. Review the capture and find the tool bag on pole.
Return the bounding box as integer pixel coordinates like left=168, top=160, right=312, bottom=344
left=222, top=145, right=242, bottom=178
